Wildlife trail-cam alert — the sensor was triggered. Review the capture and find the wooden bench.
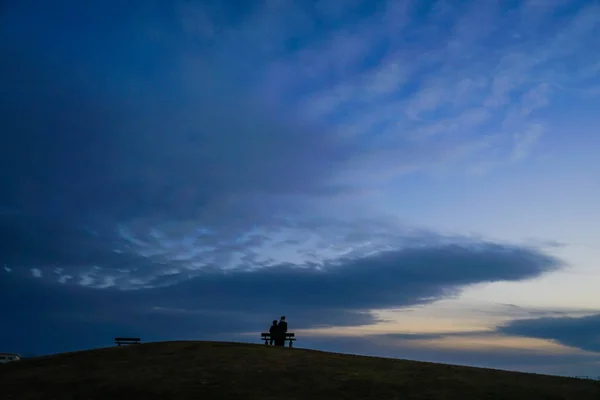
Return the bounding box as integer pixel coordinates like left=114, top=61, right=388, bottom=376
left=114, top=337, right=141, bottom=346
left=261, top=332, right=296, bottom=348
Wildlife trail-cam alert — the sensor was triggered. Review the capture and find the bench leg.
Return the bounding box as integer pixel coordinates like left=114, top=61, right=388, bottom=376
left=264, top=339, right=268, bottom=345
left=288, top=340, right=293, bottom=348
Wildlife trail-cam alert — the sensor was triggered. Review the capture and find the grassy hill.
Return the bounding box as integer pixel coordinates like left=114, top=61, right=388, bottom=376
left=1, top=341, right=599, bottom=399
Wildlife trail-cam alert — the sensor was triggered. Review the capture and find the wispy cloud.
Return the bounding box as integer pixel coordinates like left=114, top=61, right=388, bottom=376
left=511, top=124, right=544, bottom=162
left=1, top=209, right=563, bottom=292
left=240, top=0, right=598, bottom=175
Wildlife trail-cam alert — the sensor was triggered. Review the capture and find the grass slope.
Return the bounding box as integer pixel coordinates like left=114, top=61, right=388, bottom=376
left=1, top=341, right=599, bottom=399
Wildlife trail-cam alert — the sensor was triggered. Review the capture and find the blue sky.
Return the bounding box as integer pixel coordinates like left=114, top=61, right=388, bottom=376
left=1, top=0, right=599, bottom=377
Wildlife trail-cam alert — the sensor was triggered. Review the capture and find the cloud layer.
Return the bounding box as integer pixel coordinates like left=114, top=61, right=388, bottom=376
left=1, top=235, right=562, bottom=354
left=499, top=313, right=600, bottom=353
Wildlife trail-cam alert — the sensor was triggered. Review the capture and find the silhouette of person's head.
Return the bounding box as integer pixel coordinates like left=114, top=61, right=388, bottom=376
left=272, top=320, right=278, bottom=325
left=280, top=316, right=286, bottom=321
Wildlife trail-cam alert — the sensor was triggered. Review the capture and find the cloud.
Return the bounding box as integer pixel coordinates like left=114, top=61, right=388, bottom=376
left=0, top=46, right=353, bottom=221
left=2, top=0, right=596, bottom=243
left=266, top=0, right=598, bottom=174
left=511, top=124, right=544, bottom=162
left=146, top=240, right=561, bottom=311
left=520, top=83, right=551, bottom=117
left=3, top=0, right=598, bottom=215
left=1, top=207, right=562, bottom=290
left=0, top=232, right=563, bottom=355
left=498, top=314, right=600, bottom=354
left=2, top=4, right=370, bottom=242
left=1, top=1, right=369, bottom=295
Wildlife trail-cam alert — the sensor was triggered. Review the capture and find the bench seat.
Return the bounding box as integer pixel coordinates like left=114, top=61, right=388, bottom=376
left=260, top=332, right=296, bottom=347
left=114, top=337, right=141, bottom=346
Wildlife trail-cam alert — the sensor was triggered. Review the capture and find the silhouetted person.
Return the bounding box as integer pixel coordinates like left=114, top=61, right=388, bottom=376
left=275, top=316, right=288, bottom=346
left=268, top=320, right=278, bottom=345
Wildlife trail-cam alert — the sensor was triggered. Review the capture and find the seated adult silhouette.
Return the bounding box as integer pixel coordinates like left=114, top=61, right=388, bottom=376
left=275, top=316, right=288, bottom=346
left=268, top=320, right=278, bottom=345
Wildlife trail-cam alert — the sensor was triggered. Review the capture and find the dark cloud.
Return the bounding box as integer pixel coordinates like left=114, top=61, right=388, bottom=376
left=148, top=242, right=560, bottom=310
left=0, top=0, right=364, bottom=290
left=379, top=331, right=492, bottom=341
left=1, top=240, right=561, bottom=355
left=498, top=314, right=600, bottom=353
left=493, top=303, right=594, bottom=319
left=0, top=0, right=355, bottom=233
left=0, top=50, right=351, bottom=223
left=0, top=213, right=129, bottom=269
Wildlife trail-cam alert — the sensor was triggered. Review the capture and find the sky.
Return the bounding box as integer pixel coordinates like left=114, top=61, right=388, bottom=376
left=1, top=0, right=599, bottom=377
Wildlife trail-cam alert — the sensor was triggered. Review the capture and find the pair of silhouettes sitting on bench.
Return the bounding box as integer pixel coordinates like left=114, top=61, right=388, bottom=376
left=268, top=316, right=288, bottom=346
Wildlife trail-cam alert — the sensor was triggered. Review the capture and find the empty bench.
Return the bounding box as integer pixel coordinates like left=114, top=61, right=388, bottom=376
left=114, top=337, right=141, bottom=346
left=261, top=332, right=296, bottom=348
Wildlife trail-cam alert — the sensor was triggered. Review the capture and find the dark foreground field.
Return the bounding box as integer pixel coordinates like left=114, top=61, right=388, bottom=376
left=1, top=341, right=599, bottom=399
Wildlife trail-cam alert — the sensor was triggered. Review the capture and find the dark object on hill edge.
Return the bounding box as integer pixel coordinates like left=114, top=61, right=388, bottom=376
left=114, top=337, right=141, bottom=346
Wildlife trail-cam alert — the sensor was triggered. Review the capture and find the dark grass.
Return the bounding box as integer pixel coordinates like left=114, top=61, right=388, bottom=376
left=1, top=341, right=599, bottom=399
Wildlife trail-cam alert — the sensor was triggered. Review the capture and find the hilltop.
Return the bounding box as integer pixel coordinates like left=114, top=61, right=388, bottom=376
left=1, top=341, right=599, bottom=399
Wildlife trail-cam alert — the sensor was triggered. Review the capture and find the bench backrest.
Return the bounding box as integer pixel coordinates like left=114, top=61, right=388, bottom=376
left=260, top=332, right=295, bottom=337
left=114, top=337, right=140, bottom=342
